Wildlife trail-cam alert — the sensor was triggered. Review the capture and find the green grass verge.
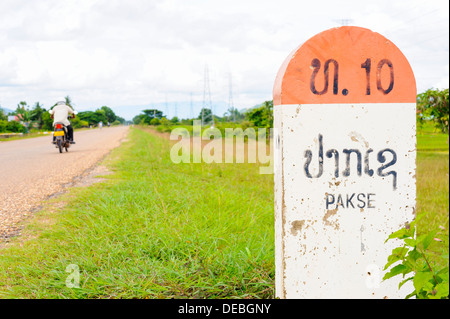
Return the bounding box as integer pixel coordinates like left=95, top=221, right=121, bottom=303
left=416, top=151, right=449, bottom=265
left=416, top=121, right=448, bottom=269
left=0, top=127, right=274, bottom=298
left=415, top=121, right=448, bottom=238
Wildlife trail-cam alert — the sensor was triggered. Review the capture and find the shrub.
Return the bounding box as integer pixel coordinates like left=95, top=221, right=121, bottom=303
left=150, top=118, right=161, bottom=126
left=0, top=120, right=7, bottom=132
left=417, top=88, right=449, bottom=134
left=383, top=216, right=449, bottom=299
left=5, top=121, right=26, bottom=133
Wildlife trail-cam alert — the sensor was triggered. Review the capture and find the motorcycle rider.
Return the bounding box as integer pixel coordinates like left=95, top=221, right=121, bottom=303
left=49, top=99, right=76, bottom=144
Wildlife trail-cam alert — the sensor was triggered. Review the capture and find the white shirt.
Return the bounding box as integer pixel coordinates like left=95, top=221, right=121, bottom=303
left=49, top=103, right=74, bottom=126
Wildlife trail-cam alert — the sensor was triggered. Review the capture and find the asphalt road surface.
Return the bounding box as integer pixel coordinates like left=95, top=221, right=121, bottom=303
left=0, top=126, right=129, bottom=242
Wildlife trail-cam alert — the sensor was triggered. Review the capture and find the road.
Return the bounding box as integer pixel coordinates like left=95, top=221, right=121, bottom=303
left=0, top=126, right=129, bottom=242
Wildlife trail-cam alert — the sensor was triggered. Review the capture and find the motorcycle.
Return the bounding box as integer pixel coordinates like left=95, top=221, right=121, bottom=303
left=53, top=122, right=70, bottom=153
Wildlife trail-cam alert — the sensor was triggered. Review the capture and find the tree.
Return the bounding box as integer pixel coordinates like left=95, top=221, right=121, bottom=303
left=18, top=101, right=27, bottom=108
left=198, top=108, right=216, bottom=125
left=116, top=116, right=125, bottom=124
left=78, top=111, right=96, bottom=124
left=100, top=106, right=117, bottom=123
left=245, top=100, right=273, bottom=128
left=15, top=101, right=31, bottom=129
left=150, top=118, right=161, bottom=125
left=417, top=88, right=449, bottom=133
left=65, top=96, right=73, bottom=107
left=133, top=109, right=164, bottom=125
left=0, top=120, right=7, bottom=132
left=30, top=102, right=45, bottom=129
left=5, top=120, right=26, bottom=133
left=41, top=112, right=53, bottom=131
left=78, top=110, right=105, bottom=125
left=142, top=109, right=163, bottom=120
left=133, top=114, right=144, bottom=125
left=198, top=108, right=211, bottom=120
left=223, top=107, right=244, bottom=122
left=0, top=108, right=6, bottom=121
left=94, top=109, right=107, bottom=124
left=71, top=116, right=89, bottom=129
left=76, top=106, right=119, bottom=126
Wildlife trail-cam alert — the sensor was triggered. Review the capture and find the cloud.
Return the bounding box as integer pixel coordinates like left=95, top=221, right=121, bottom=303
left=0, top=0, right=448, bottom=120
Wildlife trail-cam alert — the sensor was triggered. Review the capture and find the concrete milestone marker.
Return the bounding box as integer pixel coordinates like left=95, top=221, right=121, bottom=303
left=273, top=26, right=416, bottom=298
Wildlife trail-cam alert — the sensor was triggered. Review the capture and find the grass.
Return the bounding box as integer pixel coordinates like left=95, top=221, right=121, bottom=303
left=0, top=128, right=93, bottom=142
left=416, top=121, right=449, bottom=229
left=415, top=121, right=449, bottom=268
left=0, top=121, right=447, bottom=299
left=417, top=122, right=449, bottom=152
left=0, top=131, right=49, bottom=142
left=0, top=127, right=274, bottom=298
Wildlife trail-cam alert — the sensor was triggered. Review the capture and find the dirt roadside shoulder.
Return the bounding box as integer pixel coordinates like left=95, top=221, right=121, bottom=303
left=0, top=126, right=130, bottom=247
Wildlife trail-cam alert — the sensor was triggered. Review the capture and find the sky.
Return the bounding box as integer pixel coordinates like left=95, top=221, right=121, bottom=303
left=0, top=0, right=448, bottom=120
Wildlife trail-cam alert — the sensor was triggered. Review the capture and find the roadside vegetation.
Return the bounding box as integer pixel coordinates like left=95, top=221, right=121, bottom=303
left=382, top=121, right=448, bottom=299
left=0, top=96, right=127, bottom=136
left=0, top=127, right=274, bottom=298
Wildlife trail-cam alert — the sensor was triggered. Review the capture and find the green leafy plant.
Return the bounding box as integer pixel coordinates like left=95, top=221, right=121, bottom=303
left=383, top=217, right=449, bottom=299
left=416, top=88, right=449, bottom=134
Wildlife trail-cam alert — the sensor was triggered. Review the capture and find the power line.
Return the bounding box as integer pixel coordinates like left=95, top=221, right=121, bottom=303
left=383, top=0, right=430, bottom=22
left=413, top=52, right=449, bottom=60
left=400, top=32, right=449, bottom=50
left=383, top=8, right=441, bottom=36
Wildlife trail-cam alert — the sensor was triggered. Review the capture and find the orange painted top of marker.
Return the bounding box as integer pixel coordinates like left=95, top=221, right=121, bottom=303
left=273, top=26, right=416, bottom=105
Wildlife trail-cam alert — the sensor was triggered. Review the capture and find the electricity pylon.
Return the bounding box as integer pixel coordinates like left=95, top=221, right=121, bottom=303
left=228, top=72, right=235, bottom=122
left=202, top=64, right=214, bottom=127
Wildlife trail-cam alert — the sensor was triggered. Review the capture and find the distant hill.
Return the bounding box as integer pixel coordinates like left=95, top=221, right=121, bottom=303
left=0, top=107, right=14, bottom=115
left=239, top=102, right=264, bottom=114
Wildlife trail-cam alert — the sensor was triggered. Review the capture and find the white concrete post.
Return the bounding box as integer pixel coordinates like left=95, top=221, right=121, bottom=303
left=273, top=26, right=417, bottom=298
